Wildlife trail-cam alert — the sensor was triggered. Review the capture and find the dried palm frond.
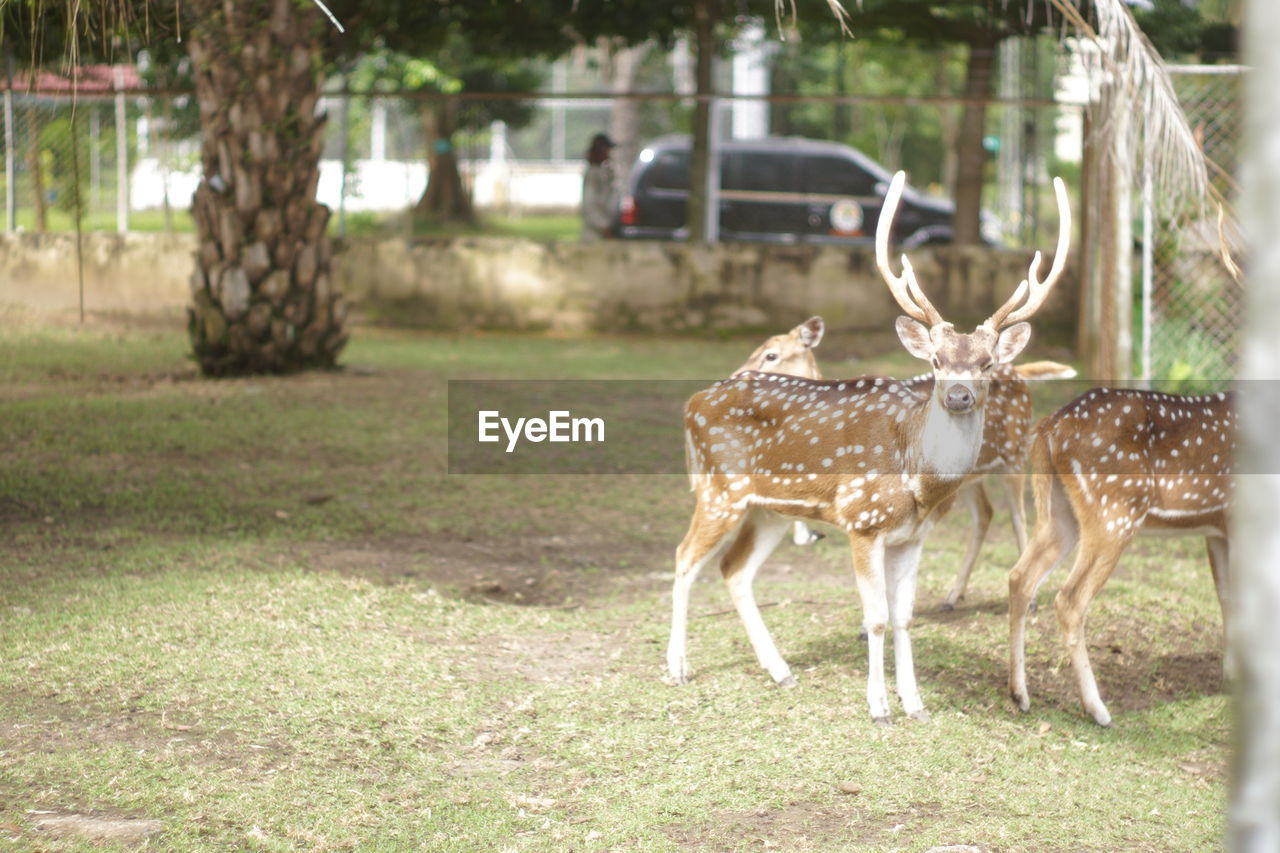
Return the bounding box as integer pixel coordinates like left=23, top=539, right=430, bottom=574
left=1051, top=0, right=1210, bottom=217
left=774, top=0, right=855, bottom=39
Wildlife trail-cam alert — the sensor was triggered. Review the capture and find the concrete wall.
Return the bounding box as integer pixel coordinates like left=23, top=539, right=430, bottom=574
left=0, top=233, right=1077, bottom=335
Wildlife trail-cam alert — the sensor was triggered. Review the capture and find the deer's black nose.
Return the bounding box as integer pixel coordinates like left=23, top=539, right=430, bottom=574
left=944, top=384, right=975, bottom=412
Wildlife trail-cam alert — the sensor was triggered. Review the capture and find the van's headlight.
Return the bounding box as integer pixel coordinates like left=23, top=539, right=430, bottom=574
left=639, top=148, right=655, bottom=163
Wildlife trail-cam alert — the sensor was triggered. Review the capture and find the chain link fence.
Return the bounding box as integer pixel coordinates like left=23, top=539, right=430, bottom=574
left=1140, top=65, right=1245, bottom=382
left=2, top=41, right=1074, bottom=248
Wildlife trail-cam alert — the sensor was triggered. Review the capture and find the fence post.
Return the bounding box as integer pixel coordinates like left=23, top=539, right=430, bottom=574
left=1139, top=84, right=1154, bottom=384
left=114, top=65, right=128, bottom=233
left=337, top=87, right=349, bottom=238
left=4, top=49, right=14, bottom=232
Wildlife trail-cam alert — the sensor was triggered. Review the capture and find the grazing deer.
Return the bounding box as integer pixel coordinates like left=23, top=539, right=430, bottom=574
left=669, top=170, right=1071, bottom=722
left=1007, top=388, right=1235, bottom=726
left=729, top=318, right=1076, bottom=602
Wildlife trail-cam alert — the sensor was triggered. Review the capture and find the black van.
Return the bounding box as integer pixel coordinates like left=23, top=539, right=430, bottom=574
left=614, top=135, right=987, bottom=247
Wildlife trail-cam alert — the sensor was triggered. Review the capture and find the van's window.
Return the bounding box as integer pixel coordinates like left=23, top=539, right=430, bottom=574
left=644, top=150, right=689, bottom=190
left=723, top=152, right=792, bottom=193
left=803, top=155, right=878, bottom=196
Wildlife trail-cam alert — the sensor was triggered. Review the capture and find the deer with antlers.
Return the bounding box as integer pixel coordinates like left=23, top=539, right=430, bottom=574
left=669, top=171, right=1071, bottom=722
left=729, top=317, right=1076, bottom=600
left=1008, top=387, right=1236, bottom=726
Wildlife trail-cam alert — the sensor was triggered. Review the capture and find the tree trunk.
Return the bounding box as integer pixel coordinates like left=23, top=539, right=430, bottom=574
left=953, top=33, right=998, bottom=246
left=28, top=107, right=46, bottom=233
left=686, top=0, right=717, bottom=243
left=413, top=99, right=475, bottom=224
left=185, top=0, right=347, bottom=376
left=1231, top=0, right=1280, bottom=847
left=604, top=37, right=651, bottom=191
left=937, top=59, right=960, bottom=197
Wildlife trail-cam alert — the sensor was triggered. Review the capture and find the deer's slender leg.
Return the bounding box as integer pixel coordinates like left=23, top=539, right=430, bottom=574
left=1009, top=476, right=1079, bottom=712
left=1000, top=472, right=1029, bottom=554
left=886, top=538, right=927, bottom=719
left=1206, top=534, right=1234, bottom=680
left=850, top=534, right=891, bottom=722
left=942, top=482, right=993, bottom=610
left=668, top=504, right=747, bottom=684
left=721, top=508, right=795, bottom=685
left=1055, top=532, right=1132, bottom=727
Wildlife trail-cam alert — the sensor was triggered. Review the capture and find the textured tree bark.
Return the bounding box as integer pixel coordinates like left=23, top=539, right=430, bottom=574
left=185, top=0, right=348, bottom=376
left=953, top=34, right=998, bottom=246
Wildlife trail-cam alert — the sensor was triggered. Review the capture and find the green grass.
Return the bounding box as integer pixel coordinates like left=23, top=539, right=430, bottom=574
left=0, top=323, right=1228, bottom=851
left=3, top=203, right=580, bottom=241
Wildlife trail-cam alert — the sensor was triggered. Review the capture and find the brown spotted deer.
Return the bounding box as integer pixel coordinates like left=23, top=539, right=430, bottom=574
left=729, top=317, right=1076, bottom=602
left=729, top=316, right=829, bottom=547
left=669, top=170, right=1071, bottom=722
left=1008, top=388, right=1235, bottom=726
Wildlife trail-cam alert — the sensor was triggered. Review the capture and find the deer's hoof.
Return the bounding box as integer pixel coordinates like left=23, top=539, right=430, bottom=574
left=871, top=715, right=892, bottom=726
left=777, top=675, right=799, bottom=688
left=908, top=710, right=932, bottom=723
left=937, top=600, right=957, bottom=613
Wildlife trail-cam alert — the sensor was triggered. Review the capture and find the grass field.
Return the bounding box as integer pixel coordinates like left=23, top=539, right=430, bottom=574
left=0, top=321, right=1230, bottom=851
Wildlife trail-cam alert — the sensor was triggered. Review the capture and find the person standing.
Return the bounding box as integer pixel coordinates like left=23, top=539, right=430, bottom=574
left=581, top=133, right=618, bottom=242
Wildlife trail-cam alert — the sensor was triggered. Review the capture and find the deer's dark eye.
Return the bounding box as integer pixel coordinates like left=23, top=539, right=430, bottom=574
left=980, top=359, right=994, bottom=371
left=764, top=352, right=779, bottom=361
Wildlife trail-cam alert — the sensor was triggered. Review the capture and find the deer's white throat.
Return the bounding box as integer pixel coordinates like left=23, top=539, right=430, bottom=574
left=917, top=397, right=984, bottom=479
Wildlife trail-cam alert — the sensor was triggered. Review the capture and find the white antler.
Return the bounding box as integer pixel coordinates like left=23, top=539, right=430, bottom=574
left=988, top=177, right=1072, bottom=330
left=875, top=171, right=943, bottom=327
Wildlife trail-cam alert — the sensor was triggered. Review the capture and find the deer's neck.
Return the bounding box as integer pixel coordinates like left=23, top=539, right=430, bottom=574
left=912, top=396, right=985, bottom=481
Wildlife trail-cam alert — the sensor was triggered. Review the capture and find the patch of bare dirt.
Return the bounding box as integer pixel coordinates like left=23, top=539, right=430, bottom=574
left=32, top=813, right=164, bottom=844
left=299, top=532, right=673, bottom=608
left=664, top=800, right=871, bottom=851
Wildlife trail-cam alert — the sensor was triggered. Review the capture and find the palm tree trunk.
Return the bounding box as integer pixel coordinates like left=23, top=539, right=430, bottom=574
left=185, top=0, right=348, bottom=376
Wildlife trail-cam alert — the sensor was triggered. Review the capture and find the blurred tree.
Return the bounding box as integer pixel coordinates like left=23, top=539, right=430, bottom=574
left=807, top=0, right=1236, bottom=245
left=0, top=1, right=630, bottom=374
left=345, top=42, right=541, bottom=226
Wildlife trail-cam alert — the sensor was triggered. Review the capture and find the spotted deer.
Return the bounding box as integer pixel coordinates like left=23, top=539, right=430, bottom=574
left=729, top=316, right=829, bottom=547
left=669, top=170, right=1071, bottom=722
left=728, top=317, right=1076, bottom=603
left=1008, top=388, right=1235, bottom=726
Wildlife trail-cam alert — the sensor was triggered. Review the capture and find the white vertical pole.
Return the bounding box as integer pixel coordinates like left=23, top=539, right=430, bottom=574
left=4, top=50, right=14, bottom=232
left=1230, top=0, right=1280, bottom=848
left=552, top=62, right=567, bottom=163
left=1139, top=86, right=1154, bottom=384
left=704, top=96, right=720, bottom=244
left=114, top=66, right=128, bottom=233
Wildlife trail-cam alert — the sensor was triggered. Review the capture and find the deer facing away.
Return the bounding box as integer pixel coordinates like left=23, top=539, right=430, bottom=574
left=669, top=170, right=1072, bottom=722
left=1008, top=387, right=1235, bottom=726
left=728, top=316, right=1077, bottom=609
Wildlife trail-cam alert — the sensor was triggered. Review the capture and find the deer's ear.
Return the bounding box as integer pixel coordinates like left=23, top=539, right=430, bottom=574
left=798, top=316, right=825, bottom=349
left=994, top=322, right=1031, bottom=363
left=895, top=316, right=933, bottom=361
